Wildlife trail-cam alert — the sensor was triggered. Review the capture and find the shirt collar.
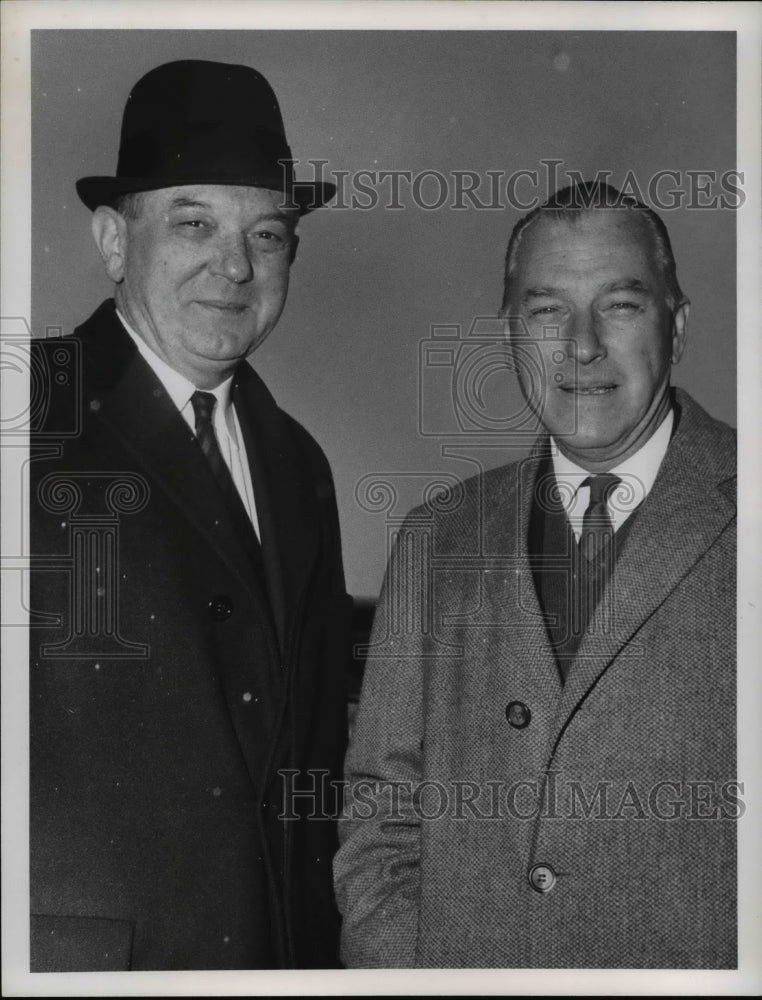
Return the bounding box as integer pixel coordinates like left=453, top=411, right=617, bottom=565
left=550, top=408, right=674, bottom=513
left=116, top=308, right=237, bottom=443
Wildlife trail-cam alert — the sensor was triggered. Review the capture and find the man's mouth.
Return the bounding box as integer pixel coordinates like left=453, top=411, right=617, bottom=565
left=560, top=384, right=617, bottom=396
left=196, top=300, right=249, bottom=313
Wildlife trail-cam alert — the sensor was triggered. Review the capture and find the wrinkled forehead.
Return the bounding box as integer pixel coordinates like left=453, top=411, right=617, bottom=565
left=136, top=183, right=300, bottom=220
left=509, top=209, right=664, bottom=295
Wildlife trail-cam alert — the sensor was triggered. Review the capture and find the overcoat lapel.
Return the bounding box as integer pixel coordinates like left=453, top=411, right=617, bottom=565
left=76, top=301, right=324, bottom=795
left=232, top=362, right=320, bottom=659
left=549, top=392, right=736, bottom=754
left=77, top=300, right=323, bottom=654
left=481, top=456, right=563, bottom=739
left=80, top=307, right=271, bottom=615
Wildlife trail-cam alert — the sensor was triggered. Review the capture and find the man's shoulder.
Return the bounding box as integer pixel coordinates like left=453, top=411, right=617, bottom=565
left=672, top=388, right=736, bottom=481
left=235, top=363, right=335, bottom=485
left=403, top=450, right=541, bottom=530
left=270, top=408, right=340, bottom=510
left=30, top=300, right=135, bottom=440
left=30, top=299, right=116, bottom=356
left=281, top=407, right=334, bottom=478
left=33, top=299, right=131, bottom=388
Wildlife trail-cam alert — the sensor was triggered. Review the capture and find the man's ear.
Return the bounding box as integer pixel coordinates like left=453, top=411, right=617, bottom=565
left=671, top=298, right=690, bottom=364
left=91, top=206, right=127, bottom=283
left=289, top=233, right=300, bottom=266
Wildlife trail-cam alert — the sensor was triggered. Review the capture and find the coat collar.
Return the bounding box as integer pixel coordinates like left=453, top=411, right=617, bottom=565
left=548, top=388, right=736, bottom=754
left=480, top=390, right=735, bottom=762
left=75, top=299, right=319, bottom=651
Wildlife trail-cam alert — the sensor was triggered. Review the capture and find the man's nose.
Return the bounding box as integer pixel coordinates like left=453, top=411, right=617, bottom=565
left=208, top=234, right=254, bottom=283
left=570, top=311, right=606, bottom=364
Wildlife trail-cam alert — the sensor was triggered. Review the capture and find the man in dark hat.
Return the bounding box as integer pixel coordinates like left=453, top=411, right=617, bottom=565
left=336, top=182, right=737, bottom=968
left=30, top=60, right=351, bottom=971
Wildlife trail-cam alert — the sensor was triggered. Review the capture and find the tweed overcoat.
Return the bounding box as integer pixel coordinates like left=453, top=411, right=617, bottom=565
left=335, top=389, right=737, bottom=968
left=30, top=299, right=352, bottom=971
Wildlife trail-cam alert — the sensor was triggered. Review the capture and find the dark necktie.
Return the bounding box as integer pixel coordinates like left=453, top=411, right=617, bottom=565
left=579, top=474, right=621, bottom=562
left=530, top=465, right=633, bottom=684
left=190, top=390, right=263, bottom=562
left=572, top=473, right=621, bottom=659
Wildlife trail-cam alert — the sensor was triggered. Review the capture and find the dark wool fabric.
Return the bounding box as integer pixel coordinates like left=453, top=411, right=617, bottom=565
left=30, top=300, right=352, bottom=971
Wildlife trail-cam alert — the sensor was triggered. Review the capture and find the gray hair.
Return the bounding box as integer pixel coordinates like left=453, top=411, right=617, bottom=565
left=501, top=181, right=685, bottom=313
left=110, top=191, right=147, bottom=220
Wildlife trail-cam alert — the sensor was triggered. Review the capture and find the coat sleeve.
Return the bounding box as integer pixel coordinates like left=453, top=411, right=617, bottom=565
left=333, top=523, right=426, bottom=968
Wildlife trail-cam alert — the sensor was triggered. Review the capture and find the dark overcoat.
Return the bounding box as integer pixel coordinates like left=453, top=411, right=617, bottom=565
left=335, top=389, right=737, bottom=968
left=30, top=299, right=352, bottom=971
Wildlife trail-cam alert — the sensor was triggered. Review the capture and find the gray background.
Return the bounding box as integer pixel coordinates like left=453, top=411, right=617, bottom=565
left=32, top=30, right=737, bottom=598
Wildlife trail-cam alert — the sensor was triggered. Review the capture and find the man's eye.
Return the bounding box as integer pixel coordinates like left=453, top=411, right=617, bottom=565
left=610, top=301, right=640, bottom=311
left=179, top=219, right=207, bottom=230
left=530, top=306, right=558, bottom=316
left=250, top=230, right=290, bottom=253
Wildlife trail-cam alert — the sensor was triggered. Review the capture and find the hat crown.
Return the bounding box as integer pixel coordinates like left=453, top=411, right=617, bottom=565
left=115, top=59, right=292, bottom=186
left=75, top=58, right=335, bottom=213
left=120, top=60, right=287, bottom=150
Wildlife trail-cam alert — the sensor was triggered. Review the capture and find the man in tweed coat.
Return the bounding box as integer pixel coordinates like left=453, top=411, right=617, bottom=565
left=335, top=182, right=737, bottom=968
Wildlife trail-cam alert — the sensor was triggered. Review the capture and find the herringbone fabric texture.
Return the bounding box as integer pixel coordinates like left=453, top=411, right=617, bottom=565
left=336, top=390, right=737, bottom=969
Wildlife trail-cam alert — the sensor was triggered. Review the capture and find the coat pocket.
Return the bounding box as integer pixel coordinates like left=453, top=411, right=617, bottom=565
left=31, top=913, right=134, bottom=972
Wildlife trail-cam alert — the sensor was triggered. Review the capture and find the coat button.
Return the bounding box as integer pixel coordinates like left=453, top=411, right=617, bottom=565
left=208, top=595, right=233, bottom=621
left=506, top=701, right=531, bottom=729
left=528, top=863, right=556, bottom=893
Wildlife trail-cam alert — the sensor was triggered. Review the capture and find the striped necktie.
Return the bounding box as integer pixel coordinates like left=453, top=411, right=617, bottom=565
left=190, top=390, right=263, bottom=565
left=579, top=473, right=621, bottom=562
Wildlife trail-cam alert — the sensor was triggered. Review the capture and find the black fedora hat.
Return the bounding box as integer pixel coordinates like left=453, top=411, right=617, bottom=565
left=76, top=59, right=336, bottom=215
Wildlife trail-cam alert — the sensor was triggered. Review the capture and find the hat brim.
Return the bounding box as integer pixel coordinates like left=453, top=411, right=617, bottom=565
left=75, top=176, right=337, bottom=215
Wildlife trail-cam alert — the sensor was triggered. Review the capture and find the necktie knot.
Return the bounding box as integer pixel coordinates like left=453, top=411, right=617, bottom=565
left=190, top=389, right=217, bottom=430
left=579, top=473, right=621, bottom=562
left=582, top=473, right=621, bottom=506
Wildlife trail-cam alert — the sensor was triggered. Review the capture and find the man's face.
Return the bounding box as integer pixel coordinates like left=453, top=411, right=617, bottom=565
left=107, top=185, right=298, bottom=388
left=503, top=210, right=688, bottom=469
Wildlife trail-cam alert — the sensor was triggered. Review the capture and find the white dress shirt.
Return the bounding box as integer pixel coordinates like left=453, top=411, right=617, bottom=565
left=550, top=409, right=674, bottom=541
left=117, top=309, right=260, bottom=538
